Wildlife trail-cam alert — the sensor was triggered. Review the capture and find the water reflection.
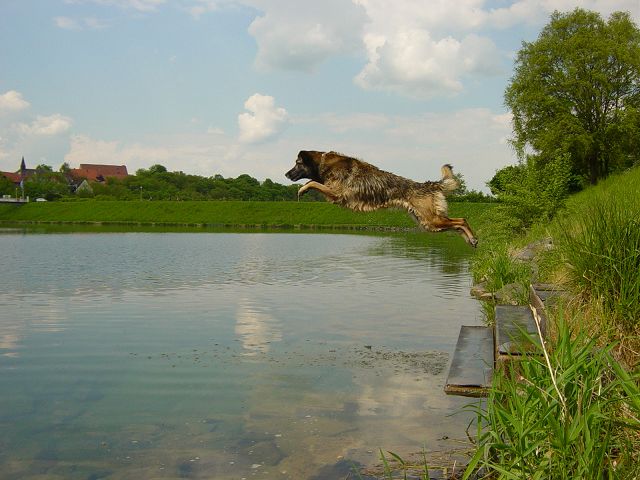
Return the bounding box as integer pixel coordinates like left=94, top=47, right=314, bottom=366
left=235, top=299, right=282, bottom=356
left=0, top=231, right=481, bottom=479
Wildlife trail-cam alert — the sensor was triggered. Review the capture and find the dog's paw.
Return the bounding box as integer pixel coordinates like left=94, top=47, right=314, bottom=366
left=298, top=181, right=313, bottom=198
left=469, top=237, right=478, bottom=248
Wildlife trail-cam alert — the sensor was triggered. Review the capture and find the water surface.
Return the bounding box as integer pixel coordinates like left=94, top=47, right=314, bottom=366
left=0, top=230, right=483, bottom=479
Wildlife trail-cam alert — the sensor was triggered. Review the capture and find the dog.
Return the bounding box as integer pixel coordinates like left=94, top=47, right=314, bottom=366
left=285, top=150, right=477, bottom=247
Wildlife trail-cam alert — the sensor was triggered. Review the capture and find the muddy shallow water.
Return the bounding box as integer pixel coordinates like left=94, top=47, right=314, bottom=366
left=0, top=230, right=483, bottom=479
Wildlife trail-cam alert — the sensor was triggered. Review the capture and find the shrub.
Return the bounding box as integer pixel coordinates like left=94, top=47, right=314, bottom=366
left=489, top=154, right=572, bottom=232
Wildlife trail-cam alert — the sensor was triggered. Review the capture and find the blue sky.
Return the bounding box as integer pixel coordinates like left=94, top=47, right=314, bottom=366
left=1, top=0, right=638, bottom=191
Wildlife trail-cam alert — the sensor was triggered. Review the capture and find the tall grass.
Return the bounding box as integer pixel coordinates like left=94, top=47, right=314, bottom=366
left=472, top=243, right=531, bottom=295
left=559, top=188, right=640, bottom=334
left=464, top=311, right=640, bottom=480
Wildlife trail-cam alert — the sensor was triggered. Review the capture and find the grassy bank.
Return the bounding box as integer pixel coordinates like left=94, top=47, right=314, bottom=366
left=465, top=166, right=640, bottom=479
left=0, top=200, right=493, bottom=232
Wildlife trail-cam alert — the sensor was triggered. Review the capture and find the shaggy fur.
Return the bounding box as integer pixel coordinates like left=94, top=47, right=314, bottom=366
left=285, top=150, right=477, bottom=247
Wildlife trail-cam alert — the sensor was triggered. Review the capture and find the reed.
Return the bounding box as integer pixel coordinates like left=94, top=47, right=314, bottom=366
left=558, top=186, right=640, bottom=334
left=464, top=311, right=640, bottom=480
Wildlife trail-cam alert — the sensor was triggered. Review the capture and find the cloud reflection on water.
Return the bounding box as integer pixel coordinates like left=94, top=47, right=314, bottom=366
left=235, top=299, right=282, bottom=357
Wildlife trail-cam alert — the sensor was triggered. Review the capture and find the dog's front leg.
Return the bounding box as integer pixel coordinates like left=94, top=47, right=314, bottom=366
left=297, top=181, right=338, bottom=201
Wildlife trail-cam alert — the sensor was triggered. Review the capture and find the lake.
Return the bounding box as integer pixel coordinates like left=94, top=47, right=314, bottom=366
left=0, top=229, right=484, bottom=479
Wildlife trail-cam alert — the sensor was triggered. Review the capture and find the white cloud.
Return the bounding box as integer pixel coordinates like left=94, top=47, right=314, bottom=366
left=64, top=0, right=166, bottom=11
left=486, top=0, right=640, bottom=28
left=247, top=0, right=367, bottom=72
left=185, top=0, right=220, bottom=19
left=238, top=93, right=288, bottom=144
left=0, top=90, right=30, bottom=113
left=54, top=16, right=80, bottom=29
left=356, top=29, right=500, bottom=98
left=207, top=126, right=225, bottom=135
left=241, top=0, right=638, bottom=97
left=351, top=0, right=505, bottom=98
left=16, top=114, right=73, bottom=136
left=54, top=15, right=109, bottom=29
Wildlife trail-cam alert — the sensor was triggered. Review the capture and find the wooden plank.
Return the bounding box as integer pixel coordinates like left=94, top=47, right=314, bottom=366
left=444, top=326, right=494, bottom=397
left=495, top=305, right=541, bottom=360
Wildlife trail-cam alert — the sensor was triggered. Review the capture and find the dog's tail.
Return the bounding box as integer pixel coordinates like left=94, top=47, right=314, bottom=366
left=440, top=164, right=458, bottom=194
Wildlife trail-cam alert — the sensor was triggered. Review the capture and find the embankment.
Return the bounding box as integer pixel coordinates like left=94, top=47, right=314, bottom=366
left=0, top=200, right=493, bottom=231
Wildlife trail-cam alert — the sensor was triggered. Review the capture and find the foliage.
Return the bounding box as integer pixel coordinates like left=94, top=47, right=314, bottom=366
left=488, top=154, right=572, bottom=232
left=91, top=166, right=319, bottom=202
left=558, top=169, right=640, bottom=334
left=0, top=175, right=15, bottom=196
left=505, top=8, right=640, bottom=185
left=23, top=170, right=71, bottom=200
left=465, top=313, right=640, bottom=480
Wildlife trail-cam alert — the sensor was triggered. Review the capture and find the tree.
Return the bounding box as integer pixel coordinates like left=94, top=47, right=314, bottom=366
left=35, top=164, right=53, bottom=173
left=505, top=8, right=640, bottom=185
left=148, top=164, right=167, bottom=174
left=0, top=175, right=15, bottom=196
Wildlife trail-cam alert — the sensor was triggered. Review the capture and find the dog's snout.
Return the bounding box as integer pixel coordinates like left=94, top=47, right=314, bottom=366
left=285, top=165, right=302, bottom=181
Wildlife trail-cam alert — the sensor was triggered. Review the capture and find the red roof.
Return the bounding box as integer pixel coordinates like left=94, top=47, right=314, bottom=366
left=70, top=164, right=129, bottom=181
left=0, top=171, right=22, bottom=183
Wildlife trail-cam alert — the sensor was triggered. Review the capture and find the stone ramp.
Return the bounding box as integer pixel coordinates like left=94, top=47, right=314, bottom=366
left=444, top=326, right=494, bottom=397
left=444, top=284, right=562, bottom=397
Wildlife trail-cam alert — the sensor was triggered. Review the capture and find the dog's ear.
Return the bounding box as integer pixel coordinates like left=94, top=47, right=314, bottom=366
left=298, top=150, right=322, bottom=165
left=297, top=150, right=312, bottom=164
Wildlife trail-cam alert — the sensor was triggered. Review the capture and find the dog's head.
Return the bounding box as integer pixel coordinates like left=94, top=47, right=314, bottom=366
left=285, top=150, right=322, bottom=182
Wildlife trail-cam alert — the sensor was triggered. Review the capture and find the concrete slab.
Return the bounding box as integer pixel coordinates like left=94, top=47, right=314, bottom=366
left=444, top=326, right=494, bottom=397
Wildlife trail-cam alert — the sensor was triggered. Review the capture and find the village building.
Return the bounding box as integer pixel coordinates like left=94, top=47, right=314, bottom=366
left=0, top=157, right=37, bottom=185
left=70, top=164, right=129, bottom=182
left=1, top=159, right=129, bottom=186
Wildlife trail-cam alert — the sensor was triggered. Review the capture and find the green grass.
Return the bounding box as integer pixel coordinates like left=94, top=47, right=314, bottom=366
left=0, top=200, right=493, bottom=231
left=465, top=311, right=640, bottom=480
left=462, top=166, right=640, bottom=480
left=552, top=169, right=640, bottom=334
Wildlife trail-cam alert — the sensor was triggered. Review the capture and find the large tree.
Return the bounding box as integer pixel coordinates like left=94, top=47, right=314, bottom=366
left=505, top=8, right=640, bottom=185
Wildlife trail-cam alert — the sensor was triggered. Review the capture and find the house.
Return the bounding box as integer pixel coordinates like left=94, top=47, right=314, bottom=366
left=0, top=157, right=37, bottom=185
left=70, top=164, right=129, bottom=182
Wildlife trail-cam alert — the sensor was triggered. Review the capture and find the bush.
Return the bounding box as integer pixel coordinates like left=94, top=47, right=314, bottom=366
left=489, top=154, right=572, bottom=232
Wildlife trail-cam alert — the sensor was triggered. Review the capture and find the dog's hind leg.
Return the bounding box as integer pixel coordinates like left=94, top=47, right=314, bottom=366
left=297, top=181, right=339, bottom=201
left=433, top=216, right=478, bottom=247
left=411, top=207, right=478, bottom=247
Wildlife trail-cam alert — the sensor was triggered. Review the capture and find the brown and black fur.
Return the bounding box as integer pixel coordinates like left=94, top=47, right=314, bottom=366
left=285, top=150, right=477, bottom=247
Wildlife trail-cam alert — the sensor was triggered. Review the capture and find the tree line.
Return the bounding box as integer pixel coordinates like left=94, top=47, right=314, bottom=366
left=0, top=164, right=311, bottom=202
left=1, top=162, right=492, bottom=203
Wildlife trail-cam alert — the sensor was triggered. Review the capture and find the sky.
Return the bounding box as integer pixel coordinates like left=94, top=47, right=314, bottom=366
left=1, top=0, right=638, bottom=192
